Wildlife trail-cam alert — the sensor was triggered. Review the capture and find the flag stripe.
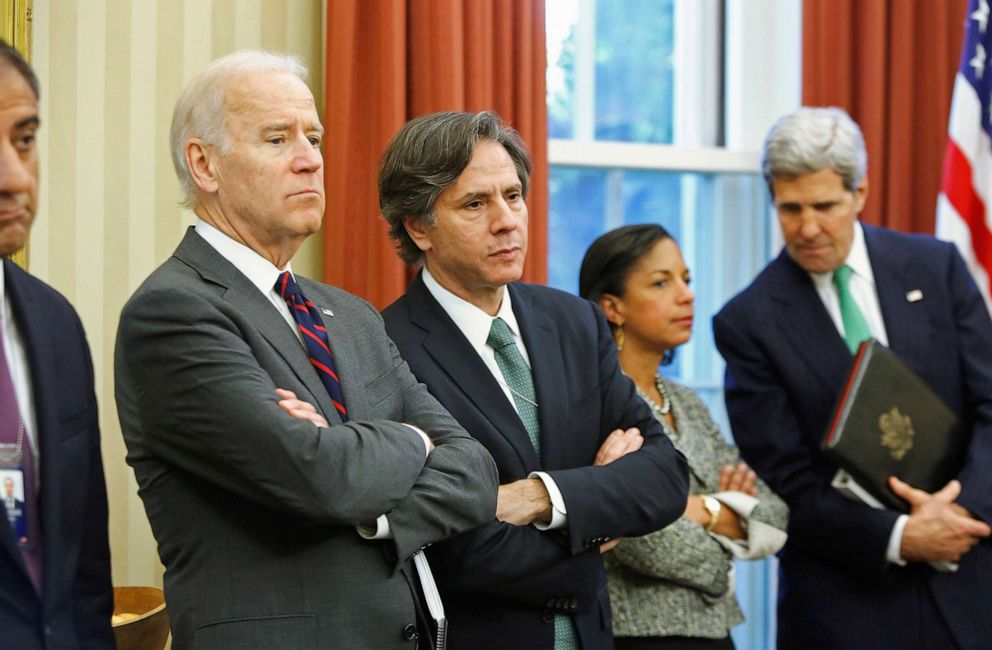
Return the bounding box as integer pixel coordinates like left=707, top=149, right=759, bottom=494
left=943, top=140, right=992, bottom=275
left=938, top=0, right=992, bottom=313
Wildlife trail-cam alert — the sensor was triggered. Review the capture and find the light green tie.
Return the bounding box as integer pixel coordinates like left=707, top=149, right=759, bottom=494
left=833, top=265, right=872, bottom=354
left=486, top=317, right=580, bottom=650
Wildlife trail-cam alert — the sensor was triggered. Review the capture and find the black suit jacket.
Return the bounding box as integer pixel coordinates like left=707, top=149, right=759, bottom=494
left=713, top=225, right=992, bottom=650
left=383, top=274, right=689, bottom=650
left=0, top=259, right=114, bottom=650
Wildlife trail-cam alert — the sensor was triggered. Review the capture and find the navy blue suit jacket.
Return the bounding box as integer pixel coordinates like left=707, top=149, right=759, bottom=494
left=713, top=225, right=992, bottom=650
left=383, top=275, right=689, bottom=650
left=0, top=259, right=114, bottom=650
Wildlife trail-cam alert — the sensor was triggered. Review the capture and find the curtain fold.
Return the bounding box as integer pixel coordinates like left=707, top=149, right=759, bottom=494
left=802, top=0, right=967, bottom=233
left=324, top=0, right=548, bottom=309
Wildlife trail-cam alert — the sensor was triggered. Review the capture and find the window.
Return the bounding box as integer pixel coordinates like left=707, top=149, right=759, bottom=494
left=546, top=2, right=801, bottom=648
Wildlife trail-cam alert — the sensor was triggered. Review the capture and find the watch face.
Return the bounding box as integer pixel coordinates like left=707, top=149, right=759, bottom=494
left=702, top=496, right=721, bottom=532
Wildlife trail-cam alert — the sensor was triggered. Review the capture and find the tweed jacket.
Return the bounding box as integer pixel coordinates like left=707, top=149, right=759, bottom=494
left=605, top=379, right=788, bottom=639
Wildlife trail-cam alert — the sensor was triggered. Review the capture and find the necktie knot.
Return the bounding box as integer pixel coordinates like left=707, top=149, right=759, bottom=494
left=487, top=318, right=517, bottom=351
left=831, top=264, right=871, bottom=354
left=832, top=265, right=854, bottom=291
left=277, top=271, right=303, bottom=305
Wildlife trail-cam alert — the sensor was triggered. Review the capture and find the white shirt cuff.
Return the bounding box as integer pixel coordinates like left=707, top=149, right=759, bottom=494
left=886, top=514, right=909, bottom=565
left=528, top=471, right=568, bottom=530
left=402, top=424, right=433, bottom=458
left=357, top=514, right=392, bottom=540
left=710, top=491, right=788, bottom=560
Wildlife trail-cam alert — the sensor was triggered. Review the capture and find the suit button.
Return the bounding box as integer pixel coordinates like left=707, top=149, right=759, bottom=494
left=401, top=623, right=418, bottom=641
left=542, top=609, right=555, bottom=623
left=568, top=599, right=578, bottom=610
left=546, top=598, right=557, bottom=608
left=582, top=539, right=593, bottom=549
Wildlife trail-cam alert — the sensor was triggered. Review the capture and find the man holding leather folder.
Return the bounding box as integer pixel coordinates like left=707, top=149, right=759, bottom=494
left=714, top=107, right=992, bottom=650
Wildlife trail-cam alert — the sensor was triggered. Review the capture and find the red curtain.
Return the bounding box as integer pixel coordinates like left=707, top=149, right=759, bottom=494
left=324, top=0, right=548, bottom=309
left=803, top=0, right=967, bottom=233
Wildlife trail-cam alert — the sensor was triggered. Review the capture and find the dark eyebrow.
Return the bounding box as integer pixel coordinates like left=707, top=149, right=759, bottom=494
left=15, top=115, right=39, bottom=130
left=455, top=191, right=488, bottom=203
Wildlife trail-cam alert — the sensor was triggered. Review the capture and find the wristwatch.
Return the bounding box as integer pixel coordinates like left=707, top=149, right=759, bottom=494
left=702, top=495, right=722, bottom=533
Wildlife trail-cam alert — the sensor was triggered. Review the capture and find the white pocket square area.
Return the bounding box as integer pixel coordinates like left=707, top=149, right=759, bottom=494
left=906, top=289, right=923, bottom=302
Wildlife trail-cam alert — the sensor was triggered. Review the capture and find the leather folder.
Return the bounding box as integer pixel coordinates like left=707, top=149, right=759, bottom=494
left=822, top=339, right=966, bottom=513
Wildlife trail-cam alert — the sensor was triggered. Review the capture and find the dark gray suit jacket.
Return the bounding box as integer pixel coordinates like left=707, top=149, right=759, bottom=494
left=115, top=229, right=497, bottom=649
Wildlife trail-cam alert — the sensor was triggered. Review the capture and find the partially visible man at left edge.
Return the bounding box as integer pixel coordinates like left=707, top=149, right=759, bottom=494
left=0, top=40, right=115, bottom=649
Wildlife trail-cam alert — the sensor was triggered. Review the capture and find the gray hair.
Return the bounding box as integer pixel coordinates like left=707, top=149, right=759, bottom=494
left=170, top=50, right=309, bottom=209
left=378, top=111, right=533, bottom=265
left=761, top=106, right=867, bottom=196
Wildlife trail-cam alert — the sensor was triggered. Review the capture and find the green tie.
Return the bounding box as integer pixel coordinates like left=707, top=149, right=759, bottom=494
left=833, top=265, right=872, bottom=354
left=486, top=317, right=580, bottom=650
left=487, top=317, right=542, bottom=454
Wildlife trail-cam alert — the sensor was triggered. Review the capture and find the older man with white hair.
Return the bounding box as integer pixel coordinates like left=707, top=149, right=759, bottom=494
left=114, top=50, right=497, bottom=650
left=714, top=106, right=992, bottom=650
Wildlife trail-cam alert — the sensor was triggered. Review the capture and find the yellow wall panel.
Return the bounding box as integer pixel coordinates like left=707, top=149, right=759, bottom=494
left=29, top=0, right=324, bottom=589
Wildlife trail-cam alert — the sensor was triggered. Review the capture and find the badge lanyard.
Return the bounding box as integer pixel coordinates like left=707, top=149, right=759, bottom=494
left=0, top=418, right=35, bottom=550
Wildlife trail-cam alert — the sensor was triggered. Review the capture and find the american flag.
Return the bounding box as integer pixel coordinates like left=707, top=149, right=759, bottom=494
left=937, top=0, right=992, bottom=312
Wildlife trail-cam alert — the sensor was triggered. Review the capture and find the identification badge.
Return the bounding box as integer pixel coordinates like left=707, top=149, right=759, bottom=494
left=1, top=468, right=29, bottom=545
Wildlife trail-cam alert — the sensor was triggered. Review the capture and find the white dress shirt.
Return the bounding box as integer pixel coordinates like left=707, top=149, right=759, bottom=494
left=194, top=219, right=303, bottom=343
left=0, top=264, right=39, bottom=486
left=422, top=266, right=568, bottom=530
left=807, top=222, right=907, bottom=565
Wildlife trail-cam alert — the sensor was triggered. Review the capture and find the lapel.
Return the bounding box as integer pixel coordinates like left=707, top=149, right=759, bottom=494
left=862, top=225, right=932, bottom=360
left=2, top=259, right=56, bottom=601
left=172, top=228, right=338, bottom=423
left=509, top=284, right=569, bottom=471
left=406, top=274, right=540, bottom=471
left=767, top=250, right=853, bottom=392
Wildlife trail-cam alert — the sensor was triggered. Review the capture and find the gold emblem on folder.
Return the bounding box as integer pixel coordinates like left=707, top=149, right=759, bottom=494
left=879, top=406, right=914, bottom=460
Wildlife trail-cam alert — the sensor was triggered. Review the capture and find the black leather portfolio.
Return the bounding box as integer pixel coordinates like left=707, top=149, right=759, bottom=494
left=822, top=339, right=967, bottom=512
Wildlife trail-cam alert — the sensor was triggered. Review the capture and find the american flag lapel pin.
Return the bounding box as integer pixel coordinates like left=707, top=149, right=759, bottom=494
left=906, top=289, right=923, bottom=303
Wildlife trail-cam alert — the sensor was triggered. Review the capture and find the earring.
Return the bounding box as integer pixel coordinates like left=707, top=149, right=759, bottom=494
left=613, top=324, right=625, bottom=351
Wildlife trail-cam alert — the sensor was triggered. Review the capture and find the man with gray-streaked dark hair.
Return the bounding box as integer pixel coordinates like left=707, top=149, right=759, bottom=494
left=381, top=111, right=689, bottom=650
left=714, top=106, right=992, bottom=649
left=379, top=110, right=532, bottom=265
left=116, top=51, right=497, bottom=649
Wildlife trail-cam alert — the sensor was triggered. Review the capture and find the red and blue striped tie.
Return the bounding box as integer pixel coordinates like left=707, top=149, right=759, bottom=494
left=277, top=271, right=348, bottom=421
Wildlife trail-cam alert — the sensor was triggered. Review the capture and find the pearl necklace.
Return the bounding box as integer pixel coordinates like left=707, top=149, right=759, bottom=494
left=653, top=375, right=672, bottom=415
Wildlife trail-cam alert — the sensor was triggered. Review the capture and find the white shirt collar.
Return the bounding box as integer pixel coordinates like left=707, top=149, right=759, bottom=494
left=809, top=221, right=876, bottom=290
left=194, top=218, right=294, bottom=294
left=421, top=265, right=522, bottom=348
